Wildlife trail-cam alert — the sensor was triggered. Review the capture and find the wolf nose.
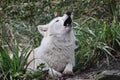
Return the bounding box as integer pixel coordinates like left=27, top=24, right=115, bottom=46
left=62, top=11, right=71, bottom=21
left=66, top=11, right=71, bottom=16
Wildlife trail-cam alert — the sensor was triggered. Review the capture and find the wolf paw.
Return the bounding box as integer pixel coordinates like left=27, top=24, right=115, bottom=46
left=49, top=69, right=62, bottom=78
left=63, top=70, right=74, bottom=76
left=54, top=71, right=62, bottom=78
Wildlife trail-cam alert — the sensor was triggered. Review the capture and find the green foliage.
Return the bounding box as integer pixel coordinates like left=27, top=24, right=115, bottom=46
left=74, top=17, right=120, bottom=71
left=0, top=0, right=120, bottom=79
left=26, top=64, right=48, bottom=80
left=0, top=43, right=48, bottom=80
left=0, top=44, right=30, bottom=79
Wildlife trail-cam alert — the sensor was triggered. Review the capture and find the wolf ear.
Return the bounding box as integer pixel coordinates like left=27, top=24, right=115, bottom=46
left=37, top=25, right=48, bottom=36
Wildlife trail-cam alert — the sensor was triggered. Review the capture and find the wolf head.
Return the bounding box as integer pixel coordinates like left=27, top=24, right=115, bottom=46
left=37, top=12, right=73, bottom=37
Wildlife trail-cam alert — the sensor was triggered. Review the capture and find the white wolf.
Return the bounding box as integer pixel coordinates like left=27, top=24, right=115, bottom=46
left=28, top=12, right=76, bottom=77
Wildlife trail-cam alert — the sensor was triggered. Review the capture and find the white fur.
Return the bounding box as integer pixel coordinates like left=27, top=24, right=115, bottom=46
left=27, top=13, right=76, bottom=77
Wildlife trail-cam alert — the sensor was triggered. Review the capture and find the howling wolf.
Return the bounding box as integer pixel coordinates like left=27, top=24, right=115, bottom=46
left=28, top=12, right=76, bottom=77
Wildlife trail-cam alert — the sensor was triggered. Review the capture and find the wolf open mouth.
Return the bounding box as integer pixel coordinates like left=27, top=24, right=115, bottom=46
left=64, top=12, right=72, bottom=27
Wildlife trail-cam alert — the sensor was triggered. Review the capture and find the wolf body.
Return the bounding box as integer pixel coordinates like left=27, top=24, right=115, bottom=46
left=28, top=12, right=76, bottom=77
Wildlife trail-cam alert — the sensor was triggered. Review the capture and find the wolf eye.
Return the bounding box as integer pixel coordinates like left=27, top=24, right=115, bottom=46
left=56, top=20, right=59, bottom=22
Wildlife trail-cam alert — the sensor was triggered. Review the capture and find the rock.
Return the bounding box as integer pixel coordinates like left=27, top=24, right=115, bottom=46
left=98, top=75, right=120, bottom=80
left=66, top=70, right=120, bottom=80
left=66, top=78, right=90, bottom=80
left=95, top=70, right=120, bottom=80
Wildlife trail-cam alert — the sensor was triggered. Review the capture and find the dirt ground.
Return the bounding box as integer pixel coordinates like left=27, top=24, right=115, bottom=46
left=65, top=51, right=120, bottom=80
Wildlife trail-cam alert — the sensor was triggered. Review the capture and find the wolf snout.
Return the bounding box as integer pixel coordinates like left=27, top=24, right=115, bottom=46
left=64, top=11, right=72, bottom=27
left=66, top=11, right=71, bottom=16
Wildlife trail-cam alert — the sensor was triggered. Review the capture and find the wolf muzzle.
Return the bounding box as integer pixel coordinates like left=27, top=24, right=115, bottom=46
left=64, top=11, right=72, bottom=28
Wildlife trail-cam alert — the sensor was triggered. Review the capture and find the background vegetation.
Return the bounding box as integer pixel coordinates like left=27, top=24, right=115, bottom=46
left=0, top=0, right=120, bottom=79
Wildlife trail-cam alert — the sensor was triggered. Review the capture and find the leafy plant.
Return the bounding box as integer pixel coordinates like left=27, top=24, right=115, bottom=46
left=0, top=0, right=120, bottom=79
left=74, top=17, right=120, bottom=71
left=0, top=39, right=31, bottom=79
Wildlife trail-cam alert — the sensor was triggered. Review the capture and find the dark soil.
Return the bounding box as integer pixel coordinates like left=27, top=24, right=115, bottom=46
left=64, top=51, right=120, bottom=80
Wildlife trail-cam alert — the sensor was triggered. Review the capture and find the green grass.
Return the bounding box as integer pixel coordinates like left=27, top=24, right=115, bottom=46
left=0, top=0, right=120, bottom=79
left=74, top=17, right=120, bottom=71
left=0, top=44, right=31, bottom=79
